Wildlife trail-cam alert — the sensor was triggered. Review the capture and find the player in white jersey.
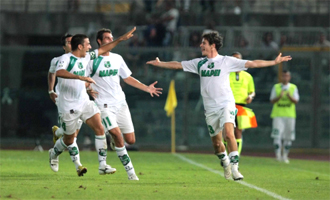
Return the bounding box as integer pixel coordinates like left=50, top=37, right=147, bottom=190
left=147, top=31, right=292, bottom=181
left=86, top=28, right=162, bottom=180
left=48, top=34, right=83, bottom=143
left=48, top=27, right=136, bottom=177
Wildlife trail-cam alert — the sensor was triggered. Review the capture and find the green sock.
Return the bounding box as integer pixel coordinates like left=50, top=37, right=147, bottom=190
left=236, top=138, right=242, bottom=156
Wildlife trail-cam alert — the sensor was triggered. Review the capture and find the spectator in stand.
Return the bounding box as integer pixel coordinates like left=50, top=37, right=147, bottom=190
left=314, top=33, right=330, bottom=47
left=262, top=32, right=279, bottom=50
left=160, top=0, right=180, bottom=46
left=189, top=32, right=201, bottom=48
left=126, top=34, right=144, bottom=74
left=200, top=0, right=215, bottom=12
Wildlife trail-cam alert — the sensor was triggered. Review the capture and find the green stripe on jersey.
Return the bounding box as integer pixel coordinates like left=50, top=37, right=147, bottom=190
left=197, top=58, right=208, bottom=74
left=67, top=56, right=78, bottom=72
left=91, top=56, right=104, bottom=77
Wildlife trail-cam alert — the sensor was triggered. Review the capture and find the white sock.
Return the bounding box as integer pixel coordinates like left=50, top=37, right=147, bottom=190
left=228, top=151, right=239, bottom=165
left=115, top=146, right=135, bottom=176
left=67, top=138, right=82, bottom=169
left=274, top=138, right=282, bottom=158
left=283, top=140, right=292, bottom=159
left=52, top=138, right=67, bottom=158
left=216, top=151, right=229, bottom=166
left=55, top=127, right=64, bottom=137
left=95, top=135, right=107, bottom=167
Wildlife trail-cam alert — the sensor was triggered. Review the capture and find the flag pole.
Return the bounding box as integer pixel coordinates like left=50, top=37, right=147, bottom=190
left=171, top=110, right=176, bottom=153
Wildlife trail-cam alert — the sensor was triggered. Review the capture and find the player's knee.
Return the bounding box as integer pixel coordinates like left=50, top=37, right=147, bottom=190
left=125, top=137, right=136, bottom=145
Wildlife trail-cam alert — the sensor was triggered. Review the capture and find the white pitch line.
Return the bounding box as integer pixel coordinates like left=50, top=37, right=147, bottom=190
left=174, top=153, right=291, bottom=200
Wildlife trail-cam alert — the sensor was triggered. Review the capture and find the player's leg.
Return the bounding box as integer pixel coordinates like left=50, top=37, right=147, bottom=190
left=234, top=128, right=243, bottom=156
left=282, top=118, right=295, bottom=164
left=82, top=101, right=110, bottom=175
left=49, top=113, right=86, bottom=176
left=115, top=102, right=139, bottom=180
left=271, top=117, right=283, bottom=161
left=206, top=111, right=231, bottom=180
left=210, top=132, right=231, bottom=180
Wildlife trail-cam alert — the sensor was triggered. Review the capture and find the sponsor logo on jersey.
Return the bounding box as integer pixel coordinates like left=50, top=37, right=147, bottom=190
left=99, top=69, right=118, bottom=77
left=73, top=70, right=85, bottom=76
left=201, top=69, right=221, bottom=77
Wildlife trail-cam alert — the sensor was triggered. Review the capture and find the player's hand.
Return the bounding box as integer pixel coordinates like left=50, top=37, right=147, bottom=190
left=119, top=27, right=136, bottom=41
left=147, top=81, right=163, bottom=97
left=275, top=53, right=292, bottom=64
left=79, top=76, right=96, bottom=84
left=49, top=92, right=58, bottom=103
left=146, top=57, right=161, bottom=66
left=87, top=88, right=98, bottom=99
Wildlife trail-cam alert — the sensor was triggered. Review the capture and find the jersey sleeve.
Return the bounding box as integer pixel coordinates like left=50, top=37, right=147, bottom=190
left=248, top=74, right=255, bottom=94
left=293, top=87, right=299, bottom=101
left=181, top=58, right=202, bottom=74
left=119, top=56, right=132, bottom=79
left=225, top=56, right=248, bottom=72
left=49, top=58, right=57, bottom=73
left=270, top=85, right=277, bottom=100
left=56, top=55, right=70, bottom=72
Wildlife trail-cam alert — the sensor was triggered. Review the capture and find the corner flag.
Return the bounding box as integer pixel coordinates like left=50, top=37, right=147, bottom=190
left=164, top=80, right=177, bottom=117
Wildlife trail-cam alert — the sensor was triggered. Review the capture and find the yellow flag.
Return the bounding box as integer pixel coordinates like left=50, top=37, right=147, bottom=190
left=164, top=80, right=177, bottom=117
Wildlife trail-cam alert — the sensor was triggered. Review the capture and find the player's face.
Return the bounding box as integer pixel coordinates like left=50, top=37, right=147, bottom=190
left=101, top=32, right=114, bottom=45
left=282, top=72, right=291, bottom=84
left=200, top=38, right=212, bottom=57
left=63, top=37, right=72, bottom=53
left=81, top=38, right=92, bottom=57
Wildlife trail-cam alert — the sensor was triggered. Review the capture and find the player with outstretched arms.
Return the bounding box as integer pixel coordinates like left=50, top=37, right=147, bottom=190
left=86, top=28, right=162, bottom=180
left=48, top=27, right=136, bottom=177
left=147, top=31, right=291, bottom=181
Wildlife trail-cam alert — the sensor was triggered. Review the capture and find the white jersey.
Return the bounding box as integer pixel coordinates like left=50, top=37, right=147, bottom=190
left=181, top=54, right=248, bottom=112
left=49, top=56, right=60, bottom=94
left=86, top=52, right=132, bottom=106
left=55, top=50, right=99, bottom=113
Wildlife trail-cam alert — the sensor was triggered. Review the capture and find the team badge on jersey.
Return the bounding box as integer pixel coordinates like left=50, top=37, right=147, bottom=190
left=104, top=61, right=111, bottom=68
left=89, top=51, right=96, bottom=60
left=78, top=62, right=83, bottom=69
left=207, top=62, right=214, bottom=69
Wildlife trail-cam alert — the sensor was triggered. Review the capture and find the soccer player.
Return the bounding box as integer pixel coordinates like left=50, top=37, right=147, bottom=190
left=147, top=31, right=292, bottom=181
left=47, top=34, right=83, bottom=144
left=86, top=28, right=162, bottom=180
left=228, top=52, right=257, bottom=156
left=270, top=70, right=299, bottom=164
left=48, top=27, right=136, bottom=176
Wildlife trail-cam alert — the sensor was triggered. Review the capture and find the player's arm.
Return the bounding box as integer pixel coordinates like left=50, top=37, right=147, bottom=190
left=146, top=57, right=183, bottom=70
left=47, top=72, right=57, bottom=103
left=97, top=27, right=136, bottom=55
left=56, top=69, right=96, bottom=84
left=270, top=91, right=284, bottom=104
left=245, top=53, right=292, bottom=68
left=123, top=76, right=163, bottom=97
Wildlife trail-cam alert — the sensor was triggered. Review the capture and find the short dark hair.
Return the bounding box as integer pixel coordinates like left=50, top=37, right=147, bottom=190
left=202, top=31, right=223, bottom=50
left=231, top=52, right=242, bottom=57
left=282, top=69, right=290, bottom=74
left=61, top=34, right=72, bottom=46
left=71, top=34, right=88, bottom=51
left=96, top=28, right=112, bottom=47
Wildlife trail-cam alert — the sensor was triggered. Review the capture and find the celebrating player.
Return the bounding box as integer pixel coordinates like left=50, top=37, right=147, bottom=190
left=48, top=27, right=136, bottom=176
left=147, top=31, right=292, bottom=181
left=86, top=28, right=162, bottom=180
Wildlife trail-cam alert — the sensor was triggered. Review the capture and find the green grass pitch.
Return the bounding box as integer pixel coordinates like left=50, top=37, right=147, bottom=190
left=0, top=150, right=329, bottom=200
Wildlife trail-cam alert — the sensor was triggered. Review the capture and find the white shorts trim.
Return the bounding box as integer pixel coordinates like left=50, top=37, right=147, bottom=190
left=59, top=100, right=100, bottom=135
left=99, top=101, right=134, bottom=134
left=205, top=105, right=237, bottom=137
